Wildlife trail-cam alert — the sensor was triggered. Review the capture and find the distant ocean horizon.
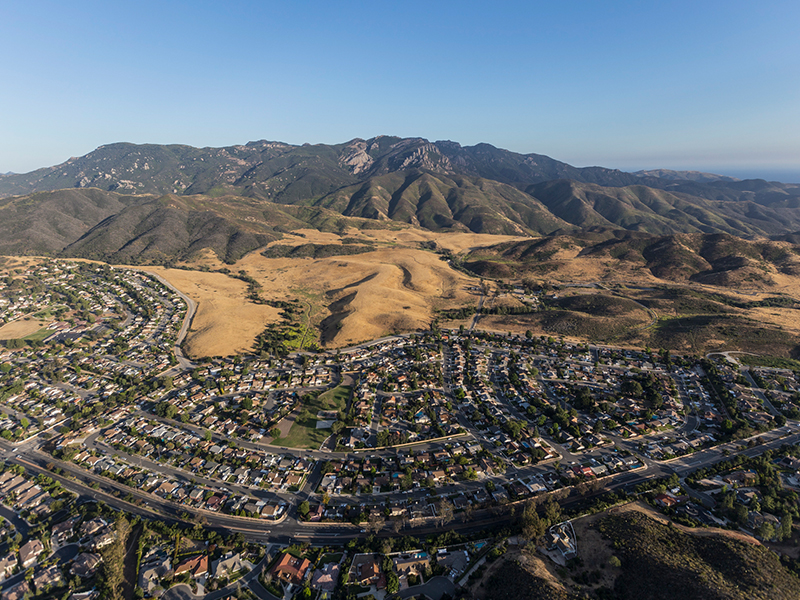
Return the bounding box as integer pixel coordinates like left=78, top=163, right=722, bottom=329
left=719, top=168, right=800, bottom=184
left=619, top=166, right=800, bottom=185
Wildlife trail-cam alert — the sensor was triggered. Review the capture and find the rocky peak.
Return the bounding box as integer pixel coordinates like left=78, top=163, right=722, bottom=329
left=338, top=139, right=375, bottom=175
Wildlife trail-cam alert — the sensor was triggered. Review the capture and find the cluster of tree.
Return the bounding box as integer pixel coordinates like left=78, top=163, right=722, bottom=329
left=700, top=359, right=750, bottom=439
left=376, top=430, right=409, bottom=448
left=519, top=495, right=564, bottom=543
left=253, top=323, right=296, bottom=357
left=98, top=515, right=131, bottom=600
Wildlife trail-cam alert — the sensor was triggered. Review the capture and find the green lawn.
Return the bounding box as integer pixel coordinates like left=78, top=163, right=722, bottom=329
left=319, top=552, right=343, bottom=565
left=317, top=384, right=351, bottom=412
left=275, top=385, right=351, bottom=449
left=275, top=417, right=330, bottom=449
left=23, top=328, right=52, bottom=342
left=32, top=305, right=66, bottom=319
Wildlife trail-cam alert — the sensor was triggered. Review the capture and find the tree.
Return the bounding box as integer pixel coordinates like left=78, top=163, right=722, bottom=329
left=574, top=388, right=594, bottom=411
left=521, top=500, right=546, bottom=542
left=436, top=499, right=454, bottom=527
left=99, top=515, right=131, bottom=600
left=298, top=501, right=310, bottom=519
left=543, top=496, right=561, bottom=525
left=781, top=513, right=793, bottom=540
left=386, top=570, right=399, bottom=594
left=621, top=379, right=644, bottom=398
left=735, top=503, right=749, bottom=525
left=155, top=401, right=177, bottom=420
left=365, top=513, right=383, bottom=535
left=757, top=522, right=776, bottom=541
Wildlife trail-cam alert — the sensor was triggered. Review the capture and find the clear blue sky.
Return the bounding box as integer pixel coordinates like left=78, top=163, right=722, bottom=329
left=2, top=0, right=799, bottom=180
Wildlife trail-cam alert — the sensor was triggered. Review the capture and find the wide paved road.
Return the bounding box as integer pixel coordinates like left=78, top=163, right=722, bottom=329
left=2, top=426, right=799, bottom=547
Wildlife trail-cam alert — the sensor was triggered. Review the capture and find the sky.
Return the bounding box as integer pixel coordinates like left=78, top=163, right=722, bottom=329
left=1, top=0, right=799, bottom=181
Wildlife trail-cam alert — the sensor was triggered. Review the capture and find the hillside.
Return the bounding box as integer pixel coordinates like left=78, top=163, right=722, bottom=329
left=2, top=137, right=800, bottom=249
left=598, top=510, right=800, bottom=600
left=0, top=188, right=406, bottom=264
left=463, top=231, right=800, bottom=286
left=0, top=137, right=640, bottom=200
left=0, top=188, right=153, bottom=256
left=474, top=509, right=800, bottom=600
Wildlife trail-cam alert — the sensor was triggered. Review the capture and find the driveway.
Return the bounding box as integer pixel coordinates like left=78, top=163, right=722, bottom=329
left=397, top=576, right=455, bottom=600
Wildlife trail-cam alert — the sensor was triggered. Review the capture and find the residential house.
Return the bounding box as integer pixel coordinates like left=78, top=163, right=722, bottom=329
left=19, top=539, right=44, bottom=569
left=138, top=555, right=171, bottom=595
left=0, top=552, right=16, bottom=582
left=174, top=555, right=209, bottom=578
left=271, top=553, right=312, bottom=586
left=212, top=552, right=245, bottom=580
left=0, top=580, right=31, bottom=600
left=71, top=553, right=102, bottom=579
left=310, top=562, right=339, bottom=594
left=33, top=565, right=65, bottom=592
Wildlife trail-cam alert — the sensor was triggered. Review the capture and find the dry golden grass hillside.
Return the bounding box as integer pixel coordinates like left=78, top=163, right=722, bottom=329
left=144, top=227, right=800, bottom=358
left=142, top=266, right=283, bottom=357
left=146, top=229, right=530, bottom=356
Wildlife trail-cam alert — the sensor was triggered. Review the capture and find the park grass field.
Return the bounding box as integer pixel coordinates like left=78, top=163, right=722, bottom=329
left=22, top=327, right=53, bottom=342
left=273, top=414, right=331, bottom=449
left=316, top=384, right=351, bottom=413
left=275, top=385, right=352, bottom=449
left=0, top=318, right=51, bottom=340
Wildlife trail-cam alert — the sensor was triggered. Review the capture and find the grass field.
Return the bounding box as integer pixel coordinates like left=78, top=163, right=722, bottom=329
left=134, top=227, right=800, bottom=358
left=284, top=288, right=325, bottom=351
left=31, top=305, right=67, bottom=320
left=317, top=385, right=351, bottom=412
left=275, top=385, right=352, bottom=449
left=141, top=266, right=283, bottom=357
left=274, top=414, right=330, bottom=449
left=0, top=318, right=50, bottom=340
left=236, top=243, right=476, bottom=349
left=319, top=552, right=343, bottom=565
left=23, top=328, right=53, bottom=342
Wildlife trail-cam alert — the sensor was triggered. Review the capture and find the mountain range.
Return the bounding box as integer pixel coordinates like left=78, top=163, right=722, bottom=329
left=1, top=136, right=800, bottom=264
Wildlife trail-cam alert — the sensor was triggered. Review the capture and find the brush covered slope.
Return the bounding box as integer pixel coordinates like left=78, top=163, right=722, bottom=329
left=0, top=188, right=153, bottom=256
left=597, top=511, right=800, bottom=600
left=478, top=511, right=800, bottom=600
left=0, top=137, right=641, bottom=199
left=2, top=137, right=800, bottom=255
left=463, top=230, right=800, bottom=286
left=0, top=186, right=404, bottom=264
